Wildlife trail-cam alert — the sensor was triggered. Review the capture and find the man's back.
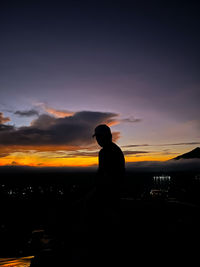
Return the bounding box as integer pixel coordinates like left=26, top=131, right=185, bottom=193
left=96, top=142, right=125, bottom=201
left=92, top=124, right=125, bottom=201
left=98, top=142, right=125, bottom=179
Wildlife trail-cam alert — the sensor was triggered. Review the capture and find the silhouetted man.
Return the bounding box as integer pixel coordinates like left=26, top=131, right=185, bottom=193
left=90, top=124, right=125, bottom=264
left=93, top=124, right=125, bottom=209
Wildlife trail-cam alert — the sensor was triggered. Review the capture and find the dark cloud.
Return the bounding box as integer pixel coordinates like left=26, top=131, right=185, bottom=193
left=122, top=144, right=149, bottom=148
left=0, top=111, right=119, bottom=147
left=31, top=114, right=56, bottom=129
left=160, top=149, right=178, bottom=156
left=120, top=117, right=142, bottom=123
left=14, top=109, right=39, bottom=117
left=0, top=112, right=10, bottom=124
left=159, top=142, right=200, bottom=146
left=0, top=153, right=9, bottom=158
left=123, top=142, right=200, bottom=148
left=0, top=124, right=14, bottom=131
left=123, top=150, right=149, bottom=156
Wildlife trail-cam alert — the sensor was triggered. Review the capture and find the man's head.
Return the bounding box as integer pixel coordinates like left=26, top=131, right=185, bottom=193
left=93, top=124, right=112, bottom=147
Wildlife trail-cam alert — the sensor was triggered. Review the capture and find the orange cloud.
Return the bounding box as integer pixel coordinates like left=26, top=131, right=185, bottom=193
left=44, top=107, right=74, bottom=118
left=0, top=112, right=10, bottom=124
left=106, top=120, right=120, bottom=127
left=0, top=144, right=84, bottom=153
left=36, top=103, right=74, bottom=117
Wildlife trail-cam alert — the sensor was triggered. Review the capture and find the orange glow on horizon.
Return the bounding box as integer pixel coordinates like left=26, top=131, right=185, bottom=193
left=0, top=144, right=177, bottom=168
left=0, top=154, right=98, bottom=167
left=125, top=154, right=172, bottom=162
left=0, top=150, right=173, bottom=167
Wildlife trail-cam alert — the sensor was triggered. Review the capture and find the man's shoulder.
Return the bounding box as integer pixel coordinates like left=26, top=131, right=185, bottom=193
left=99, top=143, right=124, bottom=156
left=111, top=142, right=123, bottom=153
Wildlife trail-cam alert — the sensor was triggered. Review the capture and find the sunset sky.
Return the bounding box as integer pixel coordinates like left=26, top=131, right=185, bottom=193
left=0, top=0, right=200, bottom=167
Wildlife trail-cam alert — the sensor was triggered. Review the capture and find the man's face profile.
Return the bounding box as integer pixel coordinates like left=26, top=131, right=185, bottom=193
left=95, top=133, right=111, bottom=148
left=93, top=124, right=112, bottom=147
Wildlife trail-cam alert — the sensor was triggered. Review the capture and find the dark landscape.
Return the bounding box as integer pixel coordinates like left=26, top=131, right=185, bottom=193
left=0, top=148, right=200, bottom=266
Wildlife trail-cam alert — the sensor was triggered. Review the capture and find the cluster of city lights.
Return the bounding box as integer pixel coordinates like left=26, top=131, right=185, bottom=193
left=0, top=183, right=66, bottom=199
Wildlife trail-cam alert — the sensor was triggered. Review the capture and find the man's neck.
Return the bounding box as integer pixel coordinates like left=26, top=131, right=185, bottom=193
left=103, top=141, right=113, bottom=148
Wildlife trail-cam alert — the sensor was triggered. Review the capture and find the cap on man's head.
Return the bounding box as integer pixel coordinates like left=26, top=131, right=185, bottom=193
left=93, top=124, right=112, bottom=137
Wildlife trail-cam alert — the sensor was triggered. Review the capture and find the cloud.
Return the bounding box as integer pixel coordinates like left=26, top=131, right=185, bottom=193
left=35, top=102, right=121, bottom=125
left=160, top=149, right=178, bottom=156
left=0, top=153, right=9, bottom=158
left=120, top=117, right=142, bottom=123
left=0, top=145, right=83, bottom=161
left=30, top=114, right=56, bottom=129
left=123, top=150, right=149, bottom=156
left=14, top=109, right=39, bottom=117
left=0, top=124, right=14, bottom=131
left=52, top=151, right=99, bottom=158
left=159, top=142, right=200, bottom=146
left=122, top=144, right=149, bottom=148
left=35, top=103, right=74, bottom=118
left=0, top=111, right=120, bottom=147
left=0, top=112, right=10, bottom=124
left=123, top=142, right=200, bottom=148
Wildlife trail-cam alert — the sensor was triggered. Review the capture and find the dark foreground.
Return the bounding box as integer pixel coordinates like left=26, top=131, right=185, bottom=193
left=0, top=171, right=200, bottom=266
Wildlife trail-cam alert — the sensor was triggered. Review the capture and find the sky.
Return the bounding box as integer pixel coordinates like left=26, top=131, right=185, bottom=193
left=0, top=0, right=200, bottom=167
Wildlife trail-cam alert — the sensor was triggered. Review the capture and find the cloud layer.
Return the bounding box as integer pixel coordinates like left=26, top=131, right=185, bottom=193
left=0, top=111, right=119, bottom=147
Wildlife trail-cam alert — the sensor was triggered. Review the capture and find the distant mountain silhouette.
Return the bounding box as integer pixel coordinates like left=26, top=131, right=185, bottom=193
left=173, top=147, right=200, bottom=160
